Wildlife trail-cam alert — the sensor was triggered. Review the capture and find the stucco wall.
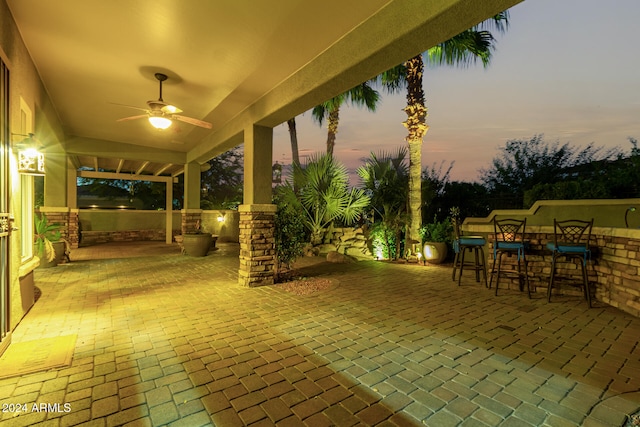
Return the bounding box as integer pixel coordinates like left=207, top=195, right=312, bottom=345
left=1, top=0, right=65, bottom=330
left=77, top=209, right=240, bottom=245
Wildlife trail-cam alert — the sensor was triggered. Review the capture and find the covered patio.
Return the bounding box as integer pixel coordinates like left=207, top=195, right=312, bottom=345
left=1, top=242, right=638, bottom=426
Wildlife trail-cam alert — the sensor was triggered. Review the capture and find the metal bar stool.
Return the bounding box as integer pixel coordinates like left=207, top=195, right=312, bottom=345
left=490, top=217, right=531, bottom=298
left=546, top=218, right=593, bottom=307
left=452, top=218, right=488, bottom=287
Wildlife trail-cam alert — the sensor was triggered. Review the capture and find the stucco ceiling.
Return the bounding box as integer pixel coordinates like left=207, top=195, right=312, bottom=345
left=6, top=0, right=520, bottom=178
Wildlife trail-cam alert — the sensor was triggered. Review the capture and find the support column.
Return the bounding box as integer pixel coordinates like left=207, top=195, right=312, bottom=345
left=239, top=124, right=276, bottom=286
left=166, top=179, right=174, bottom=244
left=38, top=206, right=70, bottom=244
left=238, top=204, right=276, bottom=287
left=44, top=152, right=67, bottom=207
left=66, top=159, right=79, bottom=248
left=243, top=125, right=273, bottom=205
left=183, top=161, right=201, bottom=210
left=181, top=209, right=202, bottom=235
left=42, top=153, right=75, bottom=247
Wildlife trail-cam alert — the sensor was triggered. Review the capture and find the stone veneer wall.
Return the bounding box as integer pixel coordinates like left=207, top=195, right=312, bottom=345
left=80, top=230, right=170, bottom=245
left=323, top=226, right=373, bottom=259
left=181, top=210, right=202, bottom=235
left=238, top=204, right=276, bottom=287
left=481, top=227, right=640, bottom=318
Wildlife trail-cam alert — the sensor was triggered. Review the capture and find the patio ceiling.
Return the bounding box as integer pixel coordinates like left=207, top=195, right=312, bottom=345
left=6, top=0, right=521, bottom=179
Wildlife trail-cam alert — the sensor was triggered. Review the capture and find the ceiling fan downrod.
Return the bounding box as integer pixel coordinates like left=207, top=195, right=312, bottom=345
left=155, top=73, right=168, bottom=101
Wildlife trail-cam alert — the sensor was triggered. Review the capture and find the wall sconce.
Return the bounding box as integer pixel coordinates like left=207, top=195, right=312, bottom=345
left=217, top=214, right=225, bottom=223
left=13, top=133, right=45, bottom=175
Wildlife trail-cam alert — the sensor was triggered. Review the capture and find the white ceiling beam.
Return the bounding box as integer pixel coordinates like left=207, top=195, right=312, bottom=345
left=136, top=161, right=150, bottom=175
left=93, top=157, right=99, bottom=171
left=155, top=163, right=172, bottom=176
left=65, top=136, right=186, bottom=164
left=116, top=159, right=125, bottom=173
left=78, top=170, right=177, bottom=183
left=172, top=168, right=184, bottom=177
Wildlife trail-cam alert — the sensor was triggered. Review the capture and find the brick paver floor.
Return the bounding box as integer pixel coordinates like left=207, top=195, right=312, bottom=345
left=1, top=241, right=639, bottom=426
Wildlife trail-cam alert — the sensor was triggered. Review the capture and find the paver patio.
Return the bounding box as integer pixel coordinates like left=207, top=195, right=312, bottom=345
left=1, top=241, right=639, bottom=426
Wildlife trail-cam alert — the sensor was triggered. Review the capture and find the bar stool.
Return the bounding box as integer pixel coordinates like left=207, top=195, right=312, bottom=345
left=452, top=218, right=488, bottom=287
left=490, top=217, right=531, bottom=298
left=546, top=218, right=593, bottom=307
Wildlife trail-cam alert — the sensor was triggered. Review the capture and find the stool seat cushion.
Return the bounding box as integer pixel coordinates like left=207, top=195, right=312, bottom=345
left=495, top=241, right=527, bottom=251
left=458, top=237, right=486, bottom=246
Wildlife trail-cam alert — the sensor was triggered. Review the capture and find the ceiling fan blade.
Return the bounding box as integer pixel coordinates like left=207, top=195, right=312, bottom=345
left=173, top=115, right=212, bottom=129
left=110, top=102, right=148, bottom=112
left=116, top=114, right=148, bottom=122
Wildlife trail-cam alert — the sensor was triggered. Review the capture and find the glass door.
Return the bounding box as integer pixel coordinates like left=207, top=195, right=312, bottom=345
left=0, top=59, right=10, bottom=346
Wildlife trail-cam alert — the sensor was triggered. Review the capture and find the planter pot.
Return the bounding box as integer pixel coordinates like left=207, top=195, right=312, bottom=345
left=423, top=242, right=448, bottom=264
left=182, top=233, right=213, bottom=257
left=38, top=241, right=66, bottom=268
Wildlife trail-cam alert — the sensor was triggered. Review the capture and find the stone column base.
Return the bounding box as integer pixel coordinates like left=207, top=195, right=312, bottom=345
left=39, top=207, right=79, bottom=248
left=238, top=204, right=276, bottom=287
left=181, top=209, right=203, bottom=235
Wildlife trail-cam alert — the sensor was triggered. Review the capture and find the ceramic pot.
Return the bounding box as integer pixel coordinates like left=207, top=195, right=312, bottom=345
left=423, top=242, right=448, bottom=264
left=182, top=233, right=213, bottom=257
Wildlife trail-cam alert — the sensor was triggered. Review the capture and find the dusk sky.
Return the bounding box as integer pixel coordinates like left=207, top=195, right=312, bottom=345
left=271, top=0, right=640, bottom=183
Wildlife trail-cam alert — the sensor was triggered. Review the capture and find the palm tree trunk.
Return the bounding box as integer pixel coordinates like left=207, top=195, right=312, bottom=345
left=287, top=118, right=300, bottom=167
left=403, top=54, right=429, bottom=244
left=326, top=108, right=340, bottom=156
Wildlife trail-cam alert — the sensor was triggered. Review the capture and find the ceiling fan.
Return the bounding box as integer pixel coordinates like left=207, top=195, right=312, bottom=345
left=115, top=73, right=212, bottom=130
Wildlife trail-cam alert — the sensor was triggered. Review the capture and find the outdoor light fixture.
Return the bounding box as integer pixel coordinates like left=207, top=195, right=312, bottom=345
left=13, top=133, right=45, bottom=175
left=148, top=115, right=172, bottom=130
left=625, top=206, right=637, bottom=228
left=217, top=214, right=225, bottom=223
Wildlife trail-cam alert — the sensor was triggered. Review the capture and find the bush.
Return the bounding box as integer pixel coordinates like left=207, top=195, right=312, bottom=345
left=420, top=216, right=453, bottom=243
left=273, top=199, right=307, bottom=280
left=369, top=222, right=398, bottom=260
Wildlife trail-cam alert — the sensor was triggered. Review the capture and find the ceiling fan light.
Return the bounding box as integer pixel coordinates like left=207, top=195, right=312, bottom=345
left=149, top=116, right=172, bottom=130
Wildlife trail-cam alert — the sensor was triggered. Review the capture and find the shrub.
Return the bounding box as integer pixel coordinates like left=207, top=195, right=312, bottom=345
left=369, top=222, right=398, bottom=260
left=273, top=198, right=307, bottom=280
left=420, top=216, right=453, bottom=243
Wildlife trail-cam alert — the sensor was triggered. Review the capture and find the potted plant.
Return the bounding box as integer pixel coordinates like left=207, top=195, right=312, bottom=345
left=34, top=213, right=66, bottom=268
left=182, top=220, right=212, bottom=257
left=420, top=215, right=453, bottom=264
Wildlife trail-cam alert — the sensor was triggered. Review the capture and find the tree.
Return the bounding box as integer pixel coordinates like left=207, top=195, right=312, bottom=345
left=479, top=134, right=619, bottom=208
left=379, top=12, right=510, bottom=245
left=312, top=80, right=380, bottom=156
left=277, top=153, right=370, bottom=244
left=200, top=146, right=244, bottom=209
left=422, top=160, right=454, bottom=223
left=286, top=118, right=300, bottom=168
left=357, top=147, right=409, bottom=259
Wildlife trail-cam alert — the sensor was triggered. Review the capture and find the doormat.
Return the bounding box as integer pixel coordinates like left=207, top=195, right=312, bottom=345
left=0, top=334, right=77, bottom=379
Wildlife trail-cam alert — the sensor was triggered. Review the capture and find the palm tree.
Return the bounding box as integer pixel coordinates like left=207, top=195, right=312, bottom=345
left=380, top=12, right=510, bottom=244
left=286, top=118, right=300, bottom=168
left=312, top=80, right=380, bottom=156
left=278, top=152, right=370, bottom=244
left=357, top=147, right=409, bottom=259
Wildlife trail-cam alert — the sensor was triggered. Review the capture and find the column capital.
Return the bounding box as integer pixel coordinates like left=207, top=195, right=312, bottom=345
left=239, top=204, right=277, bottom=213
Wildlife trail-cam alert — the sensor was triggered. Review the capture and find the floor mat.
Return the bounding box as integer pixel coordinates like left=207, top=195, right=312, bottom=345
left=0, top=335, right=77, bottom=379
